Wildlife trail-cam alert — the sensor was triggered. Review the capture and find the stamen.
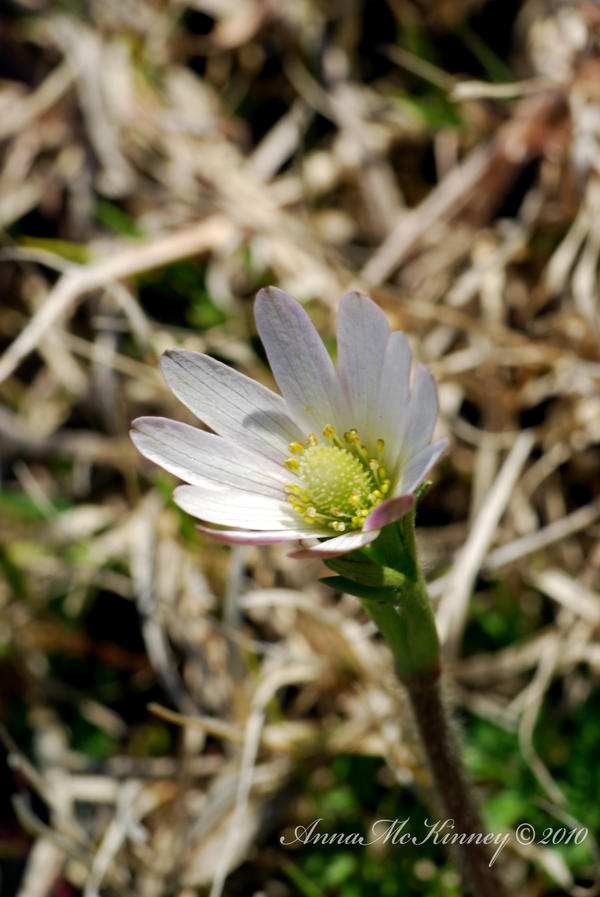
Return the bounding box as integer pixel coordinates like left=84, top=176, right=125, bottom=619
left=357, top=443, right=370, bottom=462
left=288, top=441, right=305, bottom=454
left=284, top=458, right=299, bottom=472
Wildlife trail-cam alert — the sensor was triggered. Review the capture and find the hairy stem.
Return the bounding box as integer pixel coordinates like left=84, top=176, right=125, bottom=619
left=406, top=675, right=508, bottom=897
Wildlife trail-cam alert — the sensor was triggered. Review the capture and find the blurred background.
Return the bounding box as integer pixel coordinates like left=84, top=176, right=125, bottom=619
left=1, top=0, right=600, bottom=895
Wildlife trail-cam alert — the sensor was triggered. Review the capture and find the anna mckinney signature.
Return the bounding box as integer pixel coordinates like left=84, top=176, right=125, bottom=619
left=281, top=818, right=590, bottom=868
left=281, top=817, right=511, bottom=867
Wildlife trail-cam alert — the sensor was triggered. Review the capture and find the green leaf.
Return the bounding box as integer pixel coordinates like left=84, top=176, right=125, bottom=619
left=95, top=199, right=144, bottom=237
left=19, top=236, right=91, bottom=263
left=320, top=576, right=398, bottom=602
left=325, top=558, right=407, bottom=590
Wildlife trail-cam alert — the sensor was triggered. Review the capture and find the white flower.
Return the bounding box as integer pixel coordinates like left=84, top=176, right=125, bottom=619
left=131, top=288, right=447, bottom=558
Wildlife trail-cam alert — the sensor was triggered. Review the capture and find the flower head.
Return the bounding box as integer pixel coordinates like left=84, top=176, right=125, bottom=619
left=131, top=288, right=447, bottom=558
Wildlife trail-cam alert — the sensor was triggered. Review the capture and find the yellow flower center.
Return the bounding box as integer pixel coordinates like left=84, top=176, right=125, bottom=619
left=284, top=426, right=390, bottom=532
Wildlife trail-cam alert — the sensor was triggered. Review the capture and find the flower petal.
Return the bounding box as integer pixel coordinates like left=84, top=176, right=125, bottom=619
left=376, top=331, right=412, bottom=473
left=397, top=438, right=448, bottom=495
left=196, top=525, right=317, bottom=545
left=287, top=529, right=379, bottom=558
left=337, top=292, right=390, bottom=436
left=161, top=349, right=302, bottom=462
left=131, top=417, right=288, bottom=496
left=173, top=484, right=330, bottom=532
left=254, top=286, right=348, bottom=434
left=363, top=494, right=414, bottom=531
left=402, top=363, right=439, bottom=459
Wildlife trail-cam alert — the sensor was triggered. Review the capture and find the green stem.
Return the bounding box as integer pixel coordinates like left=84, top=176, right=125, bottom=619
left=331, top=513, right=508, bottom=896
left=363, top=507, right=440, bottom=681
left=357, top=575, right=440, bottom=682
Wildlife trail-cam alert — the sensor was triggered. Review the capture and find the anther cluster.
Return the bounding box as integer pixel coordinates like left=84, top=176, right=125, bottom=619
left=284, top=426, right=390, bottom=532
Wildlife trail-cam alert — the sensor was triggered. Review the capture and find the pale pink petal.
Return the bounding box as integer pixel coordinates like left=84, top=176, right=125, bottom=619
left=402, top=363, right=439, bottom=459
left=397, top=438, right=448, bottom=495
left=287, top=529, right=379, bottom=558
left=131, top=417, right=288, bottom=497
left=363, top=494, right=414, bottom=531
left=255, top=287, right=348, bottom=434
left=376, top=331, right=412, bottom=473
left=196, top=525, right=317, bottom=545
left=173, top=484, right=330, bottom=533
left=161, top=349, right=302, bottom=462
left=337, top=292, right=390, bottom=437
